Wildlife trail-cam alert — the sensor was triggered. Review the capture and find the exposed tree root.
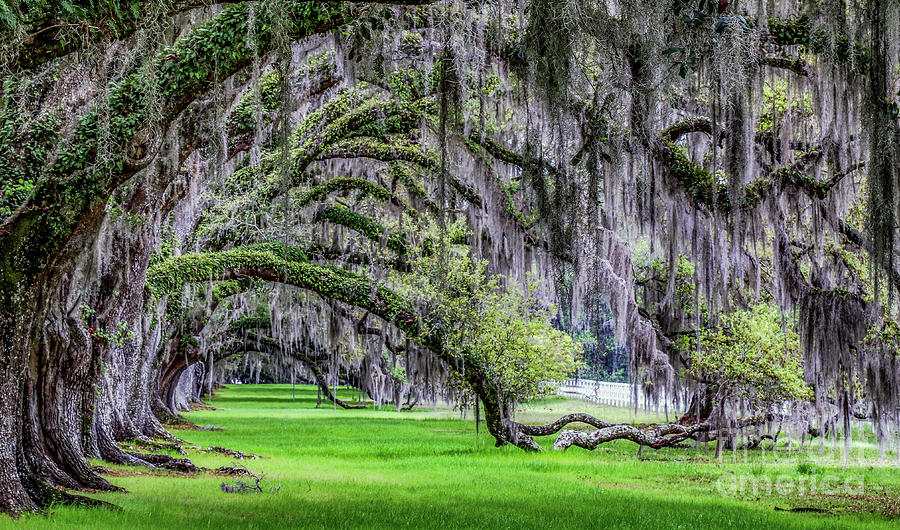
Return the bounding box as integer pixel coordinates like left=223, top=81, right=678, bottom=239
left=132, top=440, right=188, bottom=455
left=43, top=488, right=122, bottom=511
left=516, top=412, right=716, bottom=451
left=401, top=393, right=419, bottom=411
left=96, top=429, right=158, bottom=469
left=32, top=480, right=122, bottom=512
left=206, top=446, right=258, bottom=460
left=126, top=453, right=201, bottom=473
left=145, top=422, right=189, bottom=443
left=738, top=434, right=778, bottom=450
left=99, top=449, right=158, bottom=470
left=164, top=419, right=224, bottom=432
left=522, top=409, right=840, bottom=452
left=219, top=469, right=278, bottom=494
left=163, top=416, right=218, bottom=432
left=215, top=466, right=256, bottom=477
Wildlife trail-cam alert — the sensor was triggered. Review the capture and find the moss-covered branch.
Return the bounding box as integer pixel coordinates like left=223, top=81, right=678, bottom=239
left=290, top=94, right=431, bottom=177
left=314, top=204, right=407, bottom=255
left=655, top=120, right=836, bottom=212
left=388, top=162, right=439, bottom=212
left=225, top=89, right=434, bottom=208
left=2, top=0, right=240, bottom=71
left=466, top=132, right=524, bottom=167
left=147, top=244, right=419, bottom=340
left=659, top=117, right=711, bottom=142
left=299, top=177, right=414, bottom=214
left=759, top=55, right=813, bottom=77
left=149, top=241, right=307, bottom=301
left=315, top=137, right=483, bottom=208
left=1, top=1, right=352, bottom=284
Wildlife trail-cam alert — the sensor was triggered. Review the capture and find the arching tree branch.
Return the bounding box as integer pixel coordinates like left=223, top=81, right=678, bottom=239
left=146, top=245, right=542, bottom=451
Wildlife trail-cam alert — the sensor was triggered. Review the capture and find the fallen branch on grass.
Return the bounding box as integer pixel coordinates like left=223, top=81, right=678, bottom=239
left=553, top=422, right=710, bottom=450
left=775, top=506, right=829, bottom=513
left=220, top=469, right=279, bottom=494
left=516, top=411, right=827, bottom=451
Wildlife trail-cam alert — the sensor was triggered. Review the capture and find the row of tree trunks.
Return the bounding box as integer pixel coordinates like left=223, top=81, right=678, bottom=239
left=0, top=2, right=362, bottom=512
left=0, top=202, right=123, bottom=514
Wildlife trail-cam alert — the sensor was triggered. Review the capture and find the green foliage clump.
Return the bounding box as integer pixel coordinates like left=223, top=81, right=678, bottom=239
left=691, top=304, right=811, bottom=404
left=397, top=234, right=582, bottom=404
left=303, top=50, right=336, bottom=80
left=756, top=81, right=813, bottom=134
left=80, top=303, right=135, bottom=346
left=467, top=280, right=582, bottom=401
left=0, top=102, right=59, bottom=218
left=92, top=321, right=136, bottom=347
left=767, top=15, right=812, bottom=47
left=861, top=317, right=900, bottom=356
left=648, top=254, right=701, bottom=317
left=228, top=305, right=272, bottom=332
left=400, top=31, right=423, bottom=53
left=227, top=69, right=285, bottom=139
left=767, top=15, right=868, bottom=65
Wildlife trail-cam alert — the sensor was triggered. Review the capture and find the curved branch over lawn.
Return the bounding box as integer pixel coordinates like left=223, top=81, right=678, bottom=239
left=224, top=329, right=365, bottom=410
left=146, top=244, right=541, bottom=450
left=516, top=413, right=613, bottom=436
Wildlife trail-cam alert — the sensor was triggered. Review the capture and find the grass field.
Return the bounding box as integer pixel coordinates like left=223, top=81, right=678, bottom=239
left=3, top=384, right=899, bottom=529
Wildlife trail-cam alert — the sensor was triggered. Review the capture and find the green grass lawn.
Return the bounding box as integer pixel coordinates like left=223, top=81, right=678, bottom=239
left=4, top=384, right=899, bottom=529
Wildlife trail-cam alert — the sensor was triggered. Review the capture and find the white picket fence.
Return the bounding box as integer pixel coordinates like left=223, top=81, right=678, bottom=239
left=556, top=378, right=677, bottom=411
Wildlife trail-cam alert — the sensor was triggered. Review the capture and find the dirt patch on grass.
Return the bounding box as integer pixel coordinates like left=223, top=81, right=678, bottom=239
left=798, top=492, right=900, bottom=519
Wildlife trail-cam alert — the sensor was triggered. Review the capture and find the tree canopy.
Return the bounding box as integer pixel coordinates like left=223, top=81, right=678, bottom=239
left=2, top=0, right=900, bottom=516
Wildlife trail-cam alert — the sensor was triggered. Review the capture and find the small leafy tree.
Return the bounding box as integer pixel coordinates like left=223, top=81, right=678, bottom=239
left=395, top=221, right=582, bottom=408
left=691, top=304, right=811, bottom=407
